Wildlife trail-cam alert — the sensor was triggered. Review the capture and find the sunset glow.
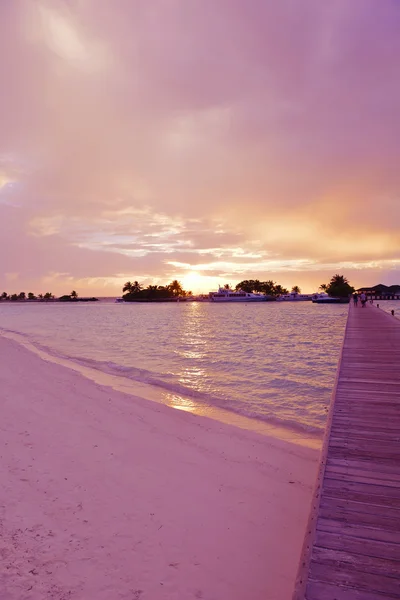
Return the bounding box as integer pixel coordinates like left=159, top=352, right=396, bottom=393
left=1, top=0, right=399, bottom=295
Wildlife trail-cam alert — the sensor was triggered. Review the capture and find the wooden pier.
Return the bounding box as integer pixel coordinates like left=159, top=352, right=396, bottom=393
left=293, top=303, right=400, bottom=600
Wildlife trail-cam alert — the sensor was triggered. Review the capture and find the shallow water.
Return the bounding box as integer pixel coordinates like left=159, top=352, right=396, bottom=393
left=0, top=300, right=348, bottom=434
left=377, top=299, right=400, bottom=318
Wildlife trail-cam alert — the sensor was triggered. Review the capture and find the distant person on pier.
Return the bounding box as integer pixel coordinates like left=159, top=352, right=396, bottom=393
left=360, top=292, right=367, bottom=307
left=353, top=293, right=359, bottom=307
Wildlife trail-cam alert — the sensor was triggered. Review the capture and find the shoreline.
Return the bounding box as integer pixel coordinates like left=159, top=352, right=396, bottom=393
left=0, top=330, right=322, bottom=450
left=0, top=333, right=318, bottom=599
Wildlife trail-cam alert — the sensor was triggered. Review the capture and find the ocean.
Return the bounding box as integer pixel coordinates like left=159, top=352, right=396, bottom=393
left=0, top=299, right=354, bottom=437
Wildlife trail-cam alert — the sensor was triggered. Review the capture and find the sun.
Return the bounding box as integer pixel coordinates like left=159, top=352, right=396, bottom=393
left=180, top=272, right=217, bottom=294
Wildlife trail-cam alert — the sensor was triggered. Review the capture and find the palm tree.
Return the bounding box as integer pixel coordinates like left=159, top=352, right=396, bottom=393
left=146, top=285, right=159, bottom=299
left=43, top=292, right=54, bottom=299
left=235, top=280, right=253, bottom=293
left=319, top=283, right=327, bottom=291
left=168, top=280, right=184, bottom=297
left=261, top=280, right=276, bottom=295
left=273, top=284, right=289, bottom=297
left=1, top=292, right=8, bottom=300
left=38, top=293, right=44, bottom=299
left=123, top=281, right=142, bottom=294
left=330, top=274, right=349, bottom=286
left=28, top=292, right=36, bottom=300
left=70, top=290, right=78, bottom=298
left=326, top=274, right=354, bottom=298
left=292, top=285, right=301, bottom=294
left=18, top=292, right=26, bottom=300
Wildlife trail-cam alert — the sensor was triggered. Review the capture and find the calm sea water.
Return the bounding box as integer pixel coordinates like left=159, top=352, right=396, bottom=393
left=0, top=301, right=349, bottom=435
left=378, top=300, right=400, bottom=317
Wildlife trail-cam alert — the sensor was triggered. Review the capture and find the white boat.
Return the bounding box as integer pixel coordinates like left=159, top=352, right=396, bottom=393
left=209, top=287, right=266, bottom=302
left=276, top=292, right=313, bottom=302
left=311, top=293, right=342, bottom=304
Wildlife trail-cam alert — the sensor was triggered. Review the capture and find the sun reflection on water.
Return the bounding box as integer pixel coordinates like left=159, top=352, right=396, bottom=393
left=166, top=393, right=198, bottom=413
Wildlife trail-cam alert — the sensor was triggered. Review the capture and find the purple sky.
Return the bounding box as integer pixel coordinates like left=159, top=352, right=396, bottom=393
left=1, top=0, right=400, bottom=294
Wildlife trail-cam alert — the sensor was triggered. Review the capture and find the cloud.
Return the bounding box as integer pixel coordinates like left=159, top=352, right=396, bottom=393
left=0, top=0, right=400, bottom=294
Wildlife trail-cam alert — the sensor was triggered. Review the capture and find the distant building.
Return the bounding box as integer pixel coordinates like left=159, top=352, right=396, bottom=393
left=357, top=284, right=400, bottom=298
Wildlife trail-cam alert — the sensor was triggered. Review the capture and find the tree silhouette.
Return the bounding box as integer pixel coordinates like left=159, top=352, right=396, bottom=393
left=70, top=290, right=78, bottom=298
left=326, top=274, right=354, bottom=298
left=235, top=279, right=288, bottom=296
left=235, top=280, right=253, bottom=292
left=261, top=280, right=277, bottom=295
left=292, top=285, right=301, bottom=294
left=168, top=280, right=184, bottom=296
left=273, top=284, right=289, bottom=297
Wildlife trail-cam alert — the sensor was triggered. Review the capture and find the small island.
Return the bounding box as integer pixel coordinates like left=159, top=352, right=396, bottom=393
left=120, top=278, right=293, bottom=302
left=119, top=274, right=356, bottom=302
left=122, top=280, right=192, bottom=302
left=0, top=290, right=99, bottom=302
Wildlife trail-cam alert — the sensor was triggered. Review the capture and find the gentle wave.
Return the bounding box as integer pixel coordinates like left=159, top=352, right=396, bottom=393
left=1, top=325, right=324, bottom=435
left=0, top=301, right=348, bottom=436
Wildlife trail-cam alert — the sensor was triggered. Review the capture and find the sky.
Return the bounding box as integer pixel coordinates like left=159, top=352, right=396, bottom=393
left=1, top=0, right=400, bottom=296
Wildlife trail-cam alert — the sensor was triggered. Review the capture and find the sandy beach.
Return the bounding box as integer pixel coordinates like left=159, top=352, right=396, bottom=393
left=0, top=335, right=318, bottom=600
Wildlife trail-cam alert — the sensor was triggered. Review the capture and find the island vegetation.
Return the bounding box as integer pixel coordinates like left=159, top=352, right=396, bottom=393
left=58, top=290, right=98, bottom=302
left=233, top=280, right=289, bottom=296
left=122, top=278, right=294, bottom=300
left=120, top=274, right=356, bottom=301
left=122, top=280, right=192, bottom=302
left=0, top=290, right=98, bottom=302
left=319, top=274, right=355, bottom=298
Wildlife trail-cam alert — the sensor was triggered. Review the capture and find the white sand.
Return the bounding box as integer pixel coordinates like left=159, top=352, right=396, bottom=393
left=0, top=336, right=318, bottom=600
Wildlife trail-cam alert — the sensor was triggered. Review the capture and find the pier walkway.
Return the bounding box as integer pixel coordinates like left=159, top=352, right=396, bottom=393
left=293, top=303, right=400, bottom=599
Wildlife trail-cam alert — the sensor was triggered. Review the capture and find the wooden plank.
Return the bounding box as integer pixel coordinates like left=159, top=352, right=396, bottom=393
left=314, top=530, right=400, bottom=562
left=331, top=417, right=400, bottom=428
left=327, top=447, right=400, bottom=465
left=312, top=546, right=400, bottom=580
left=316, top=517, right=400, bottom=544
left=324, top=463, right=400, bottom=483
left=328, top=438, right=400, bottom=452
left=332, top=404, right=400, bottom=413
left=330, top=427, right=400, bottom=438
left=306, top=580, right=400, bottom=600
left=323, top=471, right=400, bottom=488
left=326, top=458, right=400, bottom=476
left=309, top=560, right=400, bottom=597
left=318, top=505, right=400, bottom=532
left=323, top=488, right=400, bottom=509
left=320, top=496, right=400, bottom=518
